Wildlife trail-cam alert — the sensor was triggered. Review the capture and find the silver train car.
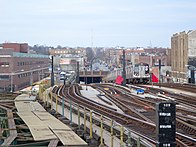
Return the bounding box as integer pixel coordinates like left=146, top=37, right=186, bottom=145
left=106, top=63, right=150, bottom=84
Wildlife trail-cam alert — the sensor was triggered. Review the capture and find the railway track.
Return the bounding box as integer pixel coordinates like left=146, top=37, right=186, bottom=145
left=52, top=84, right=196, bottom=146
left=91, top=84, right=196, bottom=146
left=54, top=85, right=157, bottom=145
left=0, top=92, right=19, bottom=101
left=133, top=85, right=196, bottom=118
left=152, top=83, right=196, bottom=93
left=91, top=84, right=155, bottom=123
left=138, top=85, right=196, bottom=107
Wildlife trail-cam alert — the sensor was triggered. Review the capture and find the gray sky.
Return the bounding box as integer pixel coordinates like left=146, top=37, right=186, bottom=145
left=1, top=0, right=196, bottom=47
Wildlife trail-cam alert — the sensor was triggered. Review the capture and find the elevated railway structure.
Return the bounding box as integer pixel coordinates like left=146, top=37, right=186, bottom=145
left=92, top=84, right=196, bottom=146
left=52, top=85, right=156, bottom=146
left=51, top=83, right=196, bottom=146
left=1, top=81, right=195, bottom=146
left=79, top=70, right=108, bottom=84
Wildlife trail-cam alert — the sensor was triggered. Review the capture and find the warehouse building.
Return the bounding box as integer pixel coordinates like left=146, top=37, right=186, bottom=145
left=0, top=43, right=49, bottom=92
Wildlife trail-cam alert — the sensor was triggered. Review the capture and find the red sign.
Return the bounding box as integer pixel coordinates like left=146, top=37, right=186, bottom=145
left=115, top=76, right=124, bottom=85
left=152, top=73, right=159, bottom=83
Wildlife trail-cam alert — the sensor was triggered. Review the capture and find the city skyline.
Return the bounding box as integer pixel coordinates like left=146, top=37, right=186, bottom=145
left=1, top=0, right=196, bottom=47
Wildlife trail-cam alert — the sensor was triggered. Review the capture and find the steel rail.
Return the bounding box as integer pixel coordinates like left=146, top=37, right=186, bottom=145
left=52, top=85, right=157, bottom=146
left=58, top=85, right=157, bottom=142
left=94, top=84, right=196, bottom=146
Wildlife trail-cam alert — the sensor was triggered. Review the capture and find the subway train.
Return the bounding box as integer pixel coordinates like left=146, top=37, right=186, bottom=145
left=105, top=63, right=150, bottom=84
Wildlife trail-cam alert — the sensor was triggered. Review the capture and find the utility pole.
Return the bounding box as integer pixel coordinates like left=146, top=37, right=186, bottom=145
left=122, top=50, right=126, bottom=86
left=159, top=59, right=161, bottom=86
left=51, top=56, right=54, bottom=87
left=76, top=61, right=80, bottom=84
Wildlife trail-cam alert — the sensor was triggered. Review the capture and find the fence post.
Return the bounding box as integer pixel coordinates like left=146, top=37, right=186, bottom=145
left=127, top=131, right=131, bottom=147
left=84, top=107, right=86, bottom=133
left=50, top=91, right=53, bottom=110
left=100, top=115, right=104, bottom=146
left=110, top=120, right=114, bottom=147
left=90, top=110, right=93, bottom=139
left=46, top=90, right=48, bottom=106
left=78, top=105, right=80, bottom=129
left=137, top=137, right=140, bottom=147
left=43, top=90, right=46, bottom=103
left=120, top=125, right=124, bottom=147
left=55, top=94, right=58, bottom=113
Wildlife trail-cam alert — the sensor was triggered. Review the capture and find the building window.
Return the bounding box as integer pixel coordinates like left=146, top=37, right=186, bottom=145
left=0, top=62, right=9, bottom=67
left=0, top=75, right=9, bottom=80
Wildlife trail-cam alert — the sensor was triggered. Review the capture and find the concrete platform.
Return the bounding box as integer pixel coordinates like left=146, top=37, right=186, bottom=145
left=80, top=85, right=124, bottom=113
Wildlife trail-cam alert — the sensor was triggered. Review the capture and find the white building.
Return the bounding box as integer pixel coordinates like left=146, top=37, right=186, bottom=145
left=188, top=30, right=196, bottom=58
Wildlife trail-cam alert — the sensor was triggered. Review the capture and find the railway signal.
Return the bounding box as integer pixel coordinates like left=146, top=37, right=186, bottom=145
left=156, top=102, right=176, bottom=147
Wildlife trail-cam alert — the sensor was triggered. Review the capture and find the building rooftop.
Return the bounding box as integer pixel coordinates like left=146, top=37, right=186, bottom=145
left=0, top=49, right=48, bottom=58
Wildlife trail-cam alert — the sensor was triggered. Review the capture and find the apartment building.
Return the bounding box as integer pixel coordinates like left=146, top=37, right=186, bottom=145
left=171, top=30, right=196, bottom=82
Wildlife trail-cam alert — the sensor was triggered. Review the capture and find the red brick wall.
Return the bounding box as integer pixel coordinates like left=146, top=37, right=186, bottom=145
left=0, top=56, right=49, bottom=91
left=20, top=43, right=28, bottom=53
left=3, top=43, right=28, bottom=53
left=139, top=56, right=151, bottom=65
left=3, top=43, right=21, bottom=52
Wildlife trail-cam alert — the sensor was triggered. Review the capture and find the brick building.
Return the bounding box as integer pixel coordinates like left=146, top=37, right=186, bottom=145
left=3, top=43, right=28, bottom=53
left=0, top=44, right=49, bottom=92
left=171, top=30, right=196, bottom=82
left=104, top=48, right=170, bottom=72
left=138, top=55, right=168, bottom=67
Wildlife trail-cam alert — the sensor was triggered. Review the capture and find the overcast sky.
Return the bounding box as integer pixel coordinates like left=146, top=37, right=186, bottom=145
left=1, top=0, right=196, bottom=47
